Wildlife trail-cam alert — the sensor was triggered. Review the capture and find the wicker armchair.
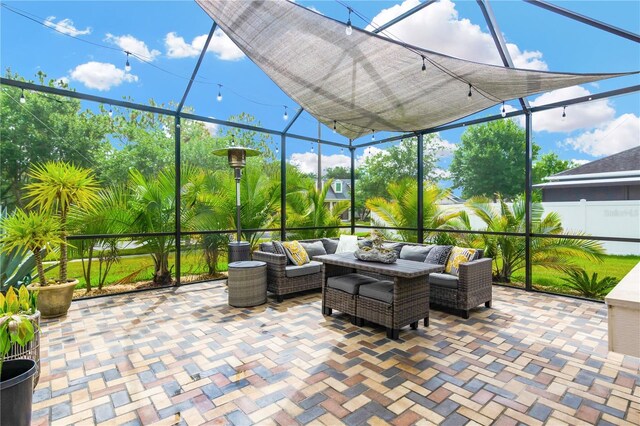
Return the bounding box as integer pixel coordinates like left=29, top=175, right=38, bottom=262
left=252, top=246, right=324, bottom=302
left=429, top=257, right=493, bottom=319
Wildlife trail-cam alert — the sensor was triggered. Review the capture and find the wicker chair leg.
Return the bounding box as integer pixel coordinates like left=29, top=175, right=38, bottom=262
left=424, top=317, right=429, bottom=327
left=322, top=307, right=332, bottom=316
left=462, top=310, right=470, bottom=319
left=355, top=317, right=364, bottom=326
left=410, top=322, right=418, bottom=330
left=276, top=295, right=284, bottom=303
left=387, top=328, right=400, bottom=340
left=485, top=301, right=492, bottom=308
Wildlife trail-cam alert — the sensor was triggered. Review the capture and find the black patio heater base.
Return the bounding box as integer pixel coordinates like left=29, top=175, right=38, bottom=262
left=228, top=241, right=251, bottom=263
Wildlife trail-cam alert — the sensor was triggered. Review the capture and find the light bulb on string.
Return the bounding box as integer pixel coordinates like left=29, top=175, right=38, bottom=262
left=217, top=84, right=222, bottom=102
left=311, top=143, right=315, bottom=154
left=421, top=56, right=427, bottom=73
left=19, top=89, right=26, bottom=104
left=345, top=8, right=353, bottom=36
left=468, top=84, right=472, bottom=98
left=561, top=106, right=567, bottom=121
left=333, top=120, right=337, bottom=134
left=371, top=130, right=375, bottom=141
left=275, top=145, right=279, bottom=155
left=340, top=147, right=344, bottom=155
left=125, top=52, right=131, bottom=72
left=500, top=102, right=506, bottom=118
left=108, top=107, right=113, bottom=117
left=231, top=134, right=236, bottom=146
left=283, top=106, right=288, bottom=121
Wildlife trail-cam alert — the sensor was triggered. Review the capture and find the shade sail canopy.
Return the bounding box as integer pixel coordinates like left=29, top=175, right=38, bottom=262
left=196, top=0, right=635, bottom=140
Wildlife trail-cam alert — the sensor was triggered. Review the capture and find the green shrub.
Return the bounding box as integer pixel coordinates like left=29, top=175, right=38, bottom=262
left=559, top=268, right=617, bottom=299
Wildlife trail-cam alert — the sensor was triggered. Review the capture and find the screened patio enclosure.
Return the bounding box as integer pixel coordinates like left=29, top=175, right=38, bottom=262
left=1, top=0, right=639, bottom=299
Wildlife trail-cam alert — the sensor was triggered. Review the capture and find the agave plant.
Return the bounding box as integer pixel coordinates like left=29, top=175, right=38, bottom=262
left=560, top=268, right=618, bottom=299
left=366, top=179, right=459, bottom=242
left=0, top=210, right=63, bottom=287
left=24, top=161, right=99, bottom=283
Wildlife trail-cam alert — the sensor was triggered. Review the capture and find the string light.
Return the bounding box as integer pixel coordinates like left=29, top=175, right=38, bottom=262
left=108, top=106, right=113, bottom=117
left=333, top=120, right=337, bottom=133
left=468, top=84, right=472, bottom=98
left=311, top=143, right=315, bottom=153
left=217, top=84, right=222, bottom=102
left=500, top=102, right=506, bottom=118
left=19, top=88, right=26, bottom=104
left=275, top=145, right=279, bottom=155
left=562, top=106, right=566, bottom=121
left=345, top=8, right=353, bottom=36
left=283, top=106, right=288, bottom=121
left=340, top=147, right=344, bottom=155
left=231, top=134, right=236, bottom=146
left=371, top=130, right=375, bottom=141
left=124, top=51, right=131, bottom=72
left=421, top=56, right=427, bottom=73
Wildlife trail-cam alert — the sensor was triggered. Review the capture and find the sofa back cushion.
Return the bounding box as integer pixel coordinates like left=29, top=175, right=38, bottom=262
left=424, top=245, right=453, bottom=265
left=282, top=241, right=311, bottom=266
left=321, top=238, right=339, bottom=254
left=382, top=242, right=406, bottom=256
left=445, top=247, right=478, bottom=276
left=260, top=242, right=274, bottom=253
left=272, top=241, right=291, bottom=264
left=399, top=245, right=434, bottom=262
left=300, top=241, right=327, bottom=258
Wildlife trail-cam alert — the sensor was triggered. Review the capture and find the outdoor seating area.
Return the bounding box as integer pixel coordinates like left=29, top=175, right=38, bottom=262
left=29, top=282, right=639, bottom=425
left=1, top=0, right=639, bottom=425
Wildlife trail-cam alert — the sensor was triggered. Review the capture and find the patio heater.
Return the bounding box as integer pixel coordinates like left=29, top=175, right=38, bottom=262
left=212, top=146, right=261, bottom=263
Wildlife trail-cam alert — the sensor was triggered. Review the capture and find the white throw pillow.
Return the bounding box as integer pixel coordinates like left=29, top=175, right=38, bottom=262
left=335, top=235, right=359, bottom=254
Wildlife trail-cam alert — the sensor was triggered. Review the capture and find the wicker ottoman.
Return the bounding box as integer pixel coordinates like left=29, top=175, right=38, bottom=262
left=228, top=261, right=267, bottom=307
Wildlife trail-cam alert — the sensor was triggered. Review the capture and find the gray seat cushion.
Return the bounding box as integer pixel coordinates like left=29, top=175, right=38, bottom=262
left=285, top=261, right=323, bottom=278
left=300, top=241, right=327, bottom=258
left=400, top=245, right=434, bottom=262
left=359, top=280, right=394, bottom=304
left=327, top=273, right=378, bottom=294
left=429, top=273, right=459, bottom=289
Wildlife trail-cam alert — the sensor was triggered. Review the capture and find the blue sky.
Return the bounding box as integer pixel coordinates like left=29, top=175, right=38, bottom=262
left=2, top=0, right=639, bottom=177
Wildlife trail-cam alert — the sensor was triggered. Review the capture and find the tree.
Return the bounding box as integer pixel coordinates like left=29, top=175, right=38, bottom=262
left=533, top=152, right=576, bottom=184
left=450, top=120, right=540, bottom=200
left=365, top=179, right=459, bottom=242
left=0, top=71, right=111, bottom=210
left=325, top=166, right=353, bottom=180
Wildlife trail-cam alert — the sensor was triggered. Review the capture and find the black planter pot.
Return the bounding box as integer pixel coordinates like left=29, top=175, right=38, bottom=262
left=0, top=359, right=36, bottom=426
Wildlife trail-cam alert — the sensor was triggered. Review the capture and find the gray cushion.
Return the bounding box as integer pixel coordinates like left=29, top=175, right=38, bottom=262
left=424, top=245, right=453, bottom=265
left=272, top=241, right=291, bottom=265
left=382, top=242, right=405, bottom=256
left=399, top=245, right=434, bottom=262
left=321, top=238, right=338, bottom=254
left=475, top=249, right=484, bottom=259
left=285, top=261, right=323, bottom=278
left=260, top=242, right=274, bottom=253
left=429, top=273, right=459, bottom=289
left=359, top=280, right=394, bottom=304
left=300, top=241, right=327, bottom=258
left=327, top=273, right=378, bottom=294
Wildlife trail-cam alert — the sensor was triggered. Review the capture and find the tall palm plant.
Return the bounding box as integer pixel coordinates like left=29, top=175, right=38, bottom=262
left=287, top=179, right=349, bottom=240
left=366, top=179, right=459, bottom=242
left=0, top=210, right=63, bottom=286
left=24, top=162, right=99, bottom=283
left=462, top=195, right=605, bottom=282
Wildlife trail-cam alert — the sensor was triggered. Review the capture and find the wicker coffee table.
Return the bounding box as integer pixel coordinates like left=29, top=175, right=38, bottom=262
left=228, top=261, right=267, bottom=307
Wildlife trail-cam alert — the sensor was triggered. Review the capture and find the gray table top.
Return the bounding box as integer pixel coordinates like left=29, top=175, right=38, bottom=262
left=316, top=252, right=444, bottom=278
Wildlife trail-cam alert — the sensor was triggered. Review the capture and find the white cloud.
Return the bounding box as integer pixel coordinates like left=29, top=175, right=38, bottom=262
left=563, top=113, right=640, bottom=157
left=366, top=0, right=547, bottom=70
left=164, top=29, right=245, bottom=61
left=106, top=33, right=161, bottom=61
left=290, top=153, right=350, bottom=175
left=571, top=159, right=590, bottom=166
left=69, top=62, right=138, bottom=91
left=527, top=86, right=615, bottom=133
left=204, top=118, right=219, bottom=136
left=430, top=135, right=457, bottom=158
left=44, top=16, right=91, bottom=36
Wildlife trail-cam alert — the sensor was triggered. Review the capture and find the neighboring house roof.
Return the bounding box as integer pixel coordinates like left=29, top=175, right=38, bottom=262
left=324, top=179, right=351, bottom=202
left=554, top=146, right=640, bottom=177
left=534, top=146, right=640, bottom=189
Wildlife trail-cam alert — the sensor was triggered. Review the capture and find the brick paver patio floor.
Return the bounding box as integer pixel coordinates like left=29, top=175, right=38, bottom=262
left=31, top=282, right=640, bottom=425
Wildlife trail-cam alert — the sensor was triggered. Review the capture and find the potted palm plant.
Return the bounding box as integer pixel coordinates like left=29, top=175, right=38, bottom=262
left=0, top=286, right=38, bottom=426
left=22, top=161, right=99, bottom=317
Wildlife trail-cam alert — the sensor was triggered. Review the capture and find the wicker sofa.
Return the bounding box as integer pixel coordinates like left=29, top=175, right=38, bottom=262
left=252, top=238, right=332, bottom=302
left=253, top=238, right=493, bottom=318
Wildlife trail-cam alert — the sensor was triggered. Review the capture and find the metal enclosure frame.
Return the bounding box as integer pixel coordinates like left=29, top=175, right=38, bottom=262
left=1, top=0, right=639, bottom=300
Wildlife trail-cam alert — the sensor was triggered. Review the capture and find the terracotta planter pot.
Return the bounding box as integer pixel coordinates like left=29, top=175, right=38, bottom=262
left=27, top=280, right=78, bottom=318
